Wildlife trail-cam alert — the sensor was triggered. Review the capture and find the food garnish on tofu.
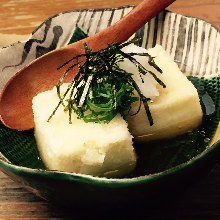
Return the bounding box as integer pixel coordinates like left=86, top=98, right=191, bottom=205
left=121, top=44, right=203, bottom=141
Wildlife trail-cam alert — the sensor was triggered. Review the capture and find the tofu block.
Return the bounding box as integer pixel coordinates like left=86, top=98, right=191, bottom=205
left=121, top=44, right=203, bottom=141
left=32, top=85, right=136, bottom=178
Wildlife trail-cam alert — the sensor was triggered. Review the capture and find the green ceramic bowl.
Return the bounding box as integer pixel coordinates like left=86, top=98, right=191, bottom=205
left=0, top=6, right=220, bottom=206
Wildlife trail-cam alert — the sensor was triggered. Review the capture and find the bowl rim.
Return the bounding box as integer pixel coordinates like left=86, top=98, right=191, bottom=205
left=24, top=6, right=220, bottom=42
left=1, top=140, right=220, bottom=187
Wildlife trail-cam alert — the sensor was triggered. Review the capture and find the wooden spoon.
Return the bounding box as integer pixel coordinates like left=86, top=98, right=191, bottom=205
left=0, top=0, right=175, bottom=130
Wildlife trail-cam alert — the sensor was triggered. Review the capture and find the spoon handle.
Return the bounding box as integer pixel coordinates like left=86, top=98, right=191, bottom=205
left=65, top=0, right=176, bottom=53
left=87, top=0, right=176, bottom=47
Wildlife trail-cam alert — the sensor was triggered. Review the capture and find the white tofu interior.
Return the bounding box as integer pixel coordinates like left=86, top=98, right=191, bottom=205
left=32, top=85, right=136, bottom=178
left=120, top=44, right=203, bottom=141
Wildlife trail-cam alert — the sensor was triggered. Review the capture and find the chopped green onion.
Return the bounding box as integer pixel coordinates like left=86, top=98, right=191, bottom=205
left=48, top=38, right=165, bottom=125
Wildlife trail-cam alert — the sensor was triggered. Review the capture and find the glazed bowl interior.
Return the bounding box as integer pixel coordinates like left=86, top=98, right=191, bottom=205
left=0, top=6, right=220, bottom=205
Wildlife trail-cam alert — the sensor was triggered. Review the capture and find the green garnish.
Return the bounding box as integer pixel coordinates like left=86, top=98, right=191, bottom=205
left=48, top=39, right=165, bottom=125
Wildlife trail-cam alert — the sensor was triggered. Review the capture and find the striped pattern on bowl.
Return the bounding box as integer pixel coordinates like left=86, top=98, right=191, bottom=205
left=0, top=6, right=219, bottom=91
